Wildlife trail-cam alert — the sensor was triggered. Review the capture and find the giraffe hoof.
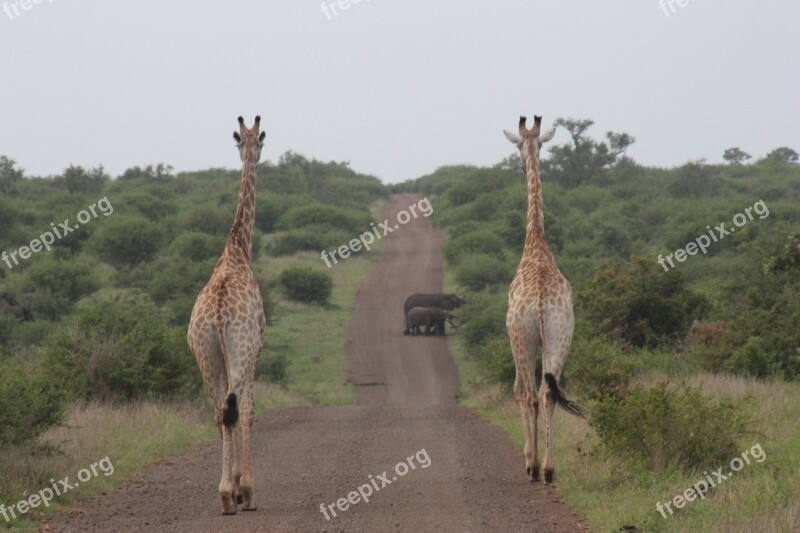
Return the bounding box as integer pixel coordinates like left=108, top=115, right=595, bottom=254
left=544, top=469, right=555, bottom=484
left=242, top=505, right=257, bottom=512
left=527, top=466, right=540, bottom=482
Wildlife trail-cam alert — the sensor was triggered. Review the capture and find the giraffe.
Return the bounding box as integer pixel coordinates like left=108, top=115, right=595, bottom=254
left=503, top=115, right=584, bottom=484
left=187, top=115, right=267, bottom=514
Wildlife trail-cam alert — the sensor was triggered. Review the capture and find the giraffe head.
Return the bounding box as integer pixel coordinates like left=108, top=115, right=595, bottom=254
left=233, top=115, right=266, bottom=163
left=503, top=115, right=556, bottom=161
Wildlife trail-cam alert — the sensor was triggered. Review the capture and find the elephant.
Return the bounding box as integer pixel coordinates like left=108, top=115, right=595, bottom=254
left=0, top=304, right=33, bottom=321
left=403, top=307, right=459, bottom=336
left=403, top=293, right=465, bottom=326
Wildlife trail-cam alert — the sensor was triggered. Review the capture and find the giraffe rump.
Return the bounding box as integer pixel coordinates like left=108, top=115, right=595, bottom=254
left=543, top=373, right=584, bottom=419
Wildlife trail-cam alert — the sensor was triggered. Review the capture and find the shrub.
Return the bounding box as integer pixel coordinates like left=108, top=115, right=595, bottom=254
left=93, top=215, right=164, bottom=266
left=276, top=203, right=370, bottom=234
left=568, top=337, right=635, bottom=402
left=117, top=192, right=176, bottom=221
left=475, top=337, right=516, bottom=386
left=444, top=230, right=506, bottom=265
left=170, top=231, right=226, bottom=262
left=269, top=226, right=353, bottom=257
left=446, top=168, right=517, bottom=206
left=0, top=357, right=65, bottom=445
left=454, top=254, right=514, bottom=291
left=45, top=293, right=201, bottom=402
left=178, top=204, right=232, bottom=235
left=459, top=292, right=508, bottom=348
left=589, top=381, right=753, bottom=472
left=278, top=267, right=333, bottom=305
left=581, top=256, right=707, bottom=347
left=24, top=256, right=100, bottom=320
left=256, top=352, right=289, bottom=384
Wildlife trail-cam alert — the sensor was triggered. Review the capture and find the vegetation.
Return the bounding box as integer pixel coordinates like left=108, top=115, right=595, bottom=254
left=0, top=152, right=387, bottom=525
left=278, top=266, right=334, bottom=305
left=402, top=121, right=799, bottom=531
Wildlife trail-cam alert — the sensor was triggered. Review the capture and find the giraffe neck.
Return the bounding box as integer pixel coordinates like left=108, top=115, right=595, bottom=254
left=225, top=154, right=258, bottom=261
left=521, top=145, right=553, bottom=260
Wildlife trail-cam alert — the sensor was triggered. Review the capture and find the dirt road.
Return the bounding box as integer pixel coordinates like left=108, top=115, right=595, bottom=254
left=43, top=194, right=584, bottom=532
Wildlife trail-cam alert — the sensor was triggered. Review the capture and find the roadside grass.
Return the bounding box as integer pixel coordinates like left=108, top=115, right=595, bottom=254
left=445, top=267, right=799, bottom=532
left=257, top=249, right=379, bottom=406
left=446, top=319, right=800, bottom=532
left=0, top=206, right=385, bottom=530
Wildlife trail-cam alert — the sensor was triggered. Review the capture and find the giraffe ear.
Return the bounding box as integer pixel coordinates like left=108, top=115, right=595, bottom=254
left=503, top=130, right=523, bottom=146
left=539, top=127, right=556, bottom=144
left=233, top=132, right=241, bottom=143
left=259, top=131, right=266, bottom=142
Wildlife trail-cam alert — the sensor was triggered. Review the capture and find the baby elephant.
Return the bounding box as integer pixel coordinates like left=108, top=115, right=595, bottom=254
left=404, top=307, right=459, bottom=336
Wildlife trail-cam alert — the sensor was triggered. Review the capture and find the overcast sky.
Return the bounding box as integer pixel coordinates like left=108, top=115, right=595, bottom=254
left=1, top=1, right=797, bottom=184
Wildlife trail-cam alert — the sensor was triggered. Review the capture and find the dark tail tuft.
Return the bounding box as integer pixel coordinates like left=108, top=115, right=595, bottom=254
left=544, top=373, right=585, bottom=419
left=222, top=392, right=239, bottom=427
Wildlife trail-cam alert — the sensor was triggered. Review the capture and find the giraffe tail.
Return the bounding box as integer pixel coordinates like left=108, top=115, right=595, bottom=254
left=215, top=290, right=239, bottom=428
left=222, top=392, right=239, bottom=427
left=544, top=373, right=584, bottom=419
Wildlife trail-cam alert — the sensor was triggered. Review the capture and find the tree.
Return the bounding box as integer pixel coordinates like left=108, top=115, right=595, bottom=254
left=581, top=256, right=707, bottom=347
left=762, top=147, right=799, bottom=164
left=0, top=155, right=24, bottom=193
left=606, top=131, right=636, bottom=159
left=118, top=163, right=174, bottom=181
left=722, top=147, right=751, bottom=165
left=540, top=118, right=635, bottom=187
left=61, top=165, right=108, bottom=194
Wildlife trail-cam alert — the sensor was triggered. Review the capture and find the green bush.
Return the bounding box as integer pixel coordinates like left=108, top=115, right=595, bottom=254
left=24, top=256, right=100, bottom=320
left=454, top=254, right=514, bottom=291
left=278, top=266, right=333, bottom=305
left=581, top=256, right=707, bottom=348
left=475, top=337, right=516, bottom=386
left=446, top=168, right=517, bottom=206
left=568, top=337, right=635, bottom=402
left=117, top=192, right=176, bottom=221
left=178, top=204, right=232, bottom=235
left=0, top=357, right=65, bottom=446
left=93, top=215, right=164, bottom=266
left=459, top=292, right=508, bottom=348
left=268, top=226, right=358, bottom=258
left=45, top=293, right=201, bottom=402
left=169, top=231, right=225, bottom=262
left=589, top=381, right=753, bottom=472
left=256, top=352, right=289, bottom=384
left=444, top=230, right=506, bottom=265
left=277, top=203, right=370, bottom=234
